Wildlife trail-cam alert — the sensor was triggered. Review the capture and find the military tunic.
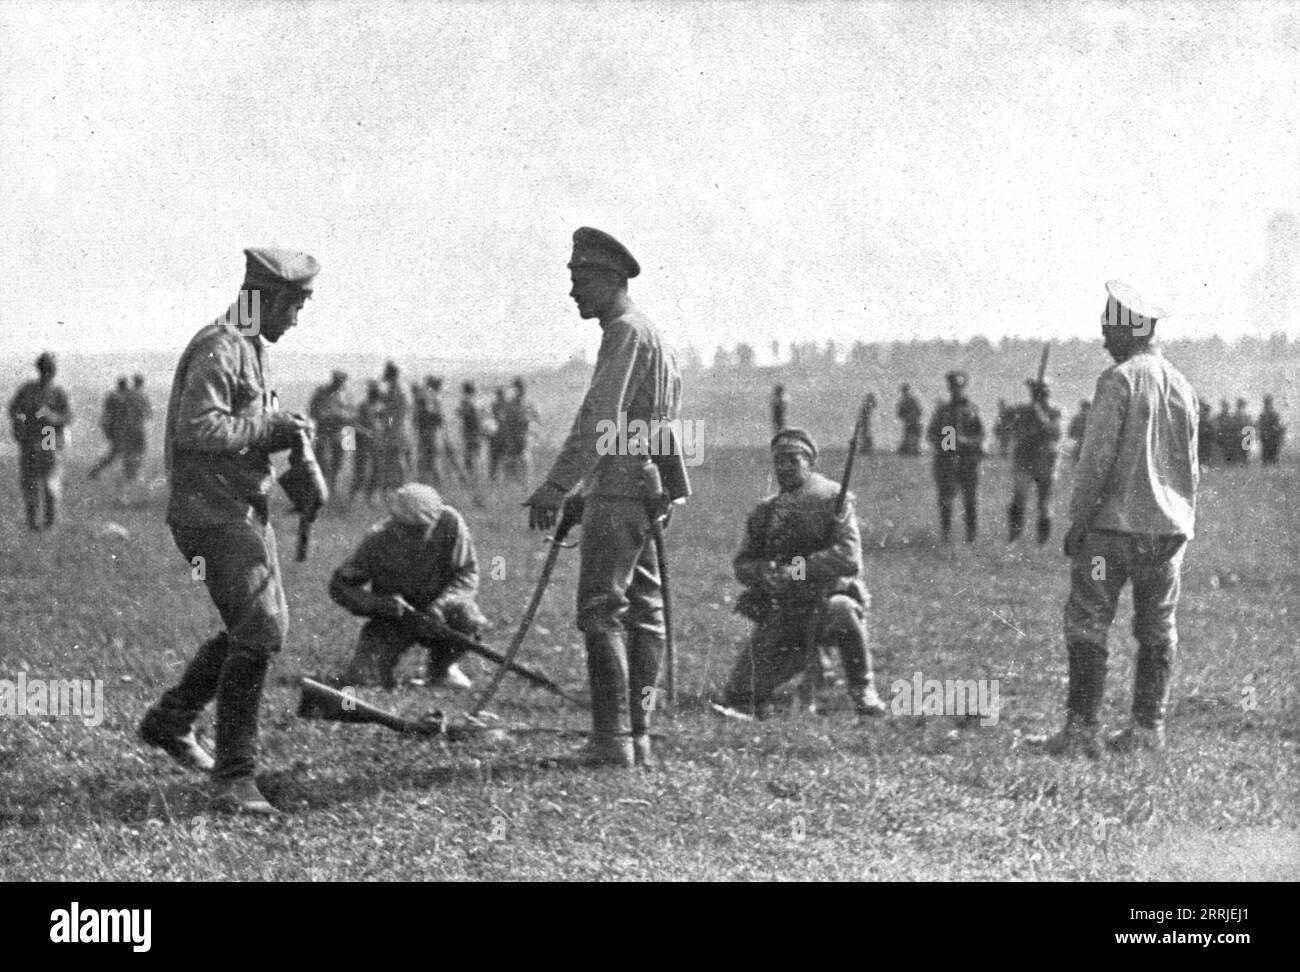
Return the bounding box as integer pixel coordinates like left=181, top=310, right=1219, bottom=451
left=330, top=509, right=485, bottom=688
left=720, top=471, right=876, bottom=709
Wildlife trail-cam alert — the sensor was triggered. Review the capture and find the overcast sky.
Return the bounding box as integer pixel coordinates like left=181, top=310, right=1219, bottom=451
left=2, top=0, right=1299, bottom=361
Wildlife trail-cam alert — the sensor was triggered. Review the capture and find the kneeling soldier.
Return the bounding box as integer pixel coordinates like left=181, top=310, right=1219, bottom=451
left=715, top=429, right=886, bottom=720
left=330, top=482, right=486, bottom=691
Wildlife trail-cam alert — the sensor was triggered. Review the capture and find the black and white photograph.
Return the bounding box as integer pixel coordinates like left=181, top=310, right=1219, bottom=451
left=0, top=0, right=1294, bottom=916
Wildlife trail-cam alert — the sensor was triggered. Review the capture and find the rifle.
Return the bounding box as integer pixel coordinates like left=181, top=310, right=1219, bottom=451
left=1037, top=342, right=1051, bottom=387
left=297, top=677, right=446, bottom=735
left=405, top=611, right=584, bottom=707
left=467, top=495, right=583, bottom=717
left=799, top=413, right=864, bottom=706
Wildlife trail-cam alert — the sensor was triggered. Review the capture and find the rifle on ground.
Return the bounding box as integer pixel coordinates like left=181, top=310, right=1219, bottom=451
left=297, top=676, right=446, bottom=735
left=405, top=611, right=584, bottom=707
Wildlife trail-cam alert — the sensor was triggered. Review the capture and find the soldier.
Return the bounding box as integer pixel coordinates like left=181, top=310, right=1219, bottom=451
left=1197, top=401, right=1216, bottom=466
left=351, top=380, right=385, bottom=505
left=1034, top=280, right=1197, bottom=758
left=1008, top=379, right=1063, bottom=543
left=770, top=383, right=789, bottom=432
left=503, top=376, right=540, bottom=485
left=524, top=227, right=686, bottom=769
left=374, top=361, right=413, bottom=498
left=330, top=483, right=483, bottom=692
left=414, top=376, right=446, bottom=487
left=995, top=398, right=1015, bottom=458
left=120, top=373, right=153, bottom=485
left=1067, top=400, right=1090, bottom=462
left=713, top=428, right=887, bottom=721
left=138, top=247, right=320, bottom=814
left=488, top=386, right=510, bottom=482
left=926, top=371, right=984, bottom=542
left=308, top=370, right=354, bottom=496
left=1214, top=399, right=1237, bottom=465
left=458, top=381, right=485, bottom=476
left=896, top=383, right=923, bottom=455
left=8, top=352, right=73, bottom=530
left=856, top=392, right=877, bottom=455
left=1232, top=397, right=1254, bottom=465
left=1258, top=394, right=1285, bottom=465
left=88, top=377, right=129, bottom=481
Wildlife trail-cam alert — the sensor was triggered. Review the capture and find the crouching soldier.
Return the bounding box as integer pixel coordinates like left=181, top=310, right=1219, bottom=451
left=713, top=428, right=886, bottom=721
left=330, top=482, right=486, bottom=691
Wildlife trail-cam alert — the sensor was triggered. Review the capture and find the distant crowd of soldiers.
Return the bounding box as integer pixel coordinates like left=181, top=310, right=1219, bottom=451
left=307, top=363, right=540, bottom=505
left=770, top=377, right=1288, bottom=546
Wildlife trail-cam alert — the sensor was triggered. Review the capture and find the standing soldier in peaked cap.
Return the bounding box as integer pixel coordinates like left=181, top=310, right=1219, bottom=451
left=138, top=247, right=321, bottom=814
left=1008, top=378, right=1063, bottom=543
left=1258, top=394, right=1285, bottom=465
left=309, top=369, right=355, bottom=497
left=1032, top=281, right=1198, bottom=758
left=897, top=383, right=923, bottom=456
left=713, top=428, right=887, bottom=720
left=927, top=370, right=985, bottom=542
left=770, top=383, right=790, bottom=433
left=8, top=352, right=73, bottom=530
left=524, top=227, right=688, bottom=768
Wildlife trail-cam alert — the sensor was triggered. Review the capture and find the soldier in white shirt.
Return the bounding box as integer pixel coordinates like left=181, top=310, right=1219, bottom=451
left=1033, top=281, right=1198, bottom=758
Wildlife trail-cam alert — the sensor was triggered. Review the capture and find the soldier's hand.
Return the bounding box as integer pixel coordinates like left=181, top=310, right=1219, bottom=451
left=383, top=594, right=418, bottom=619
left=524, top=480, right=567, bottom=531
left=266, top=411, right=313, bottom=452
left=1063, top=523, right=1087, bottom=558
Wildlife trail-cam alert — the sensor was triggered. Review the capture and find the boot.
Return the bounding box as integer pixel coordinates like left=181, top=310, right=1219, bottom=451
left=572, top=630, right=633, bottom=768
left=832, top=610, right=886, bottom=720
left=1030, top=711, right=1102, bottom=760
left=938, top=503, right=953, bottom=542
left=1106, top=722, right=1166, bottom=754
left=964, top=504, right=978, bottom=543
left=144, top=633, right=230, bottom=738
left=1131, top=642, right=1174, bottom=733
left=212, top=645, right=271, bottom=783
left=1064, top=641, right=1108, bottom=726
left=211, top=776, right=279, bottom=816
left=1036, top=515, right=1052, bottom=545
left=1007, top=501, right=1024, bottom=542
left=627, top=629, right=663, bottom=767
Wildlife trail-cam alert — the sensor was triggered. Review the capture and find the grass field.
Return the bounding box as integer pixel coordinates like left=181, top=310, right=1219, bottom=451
left=0, top=446, right=1296, bottom=881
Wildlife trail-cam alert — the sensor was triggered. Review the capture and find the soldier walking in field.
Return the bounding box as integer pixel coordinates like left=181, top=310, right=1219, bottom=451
left=88, top=377, right=129, bottom=481
left=712, top=428, right=887, bottom=721
left=139, top=247, right=321, bottom=814
left=309, top=370, right=354, bottom=496
left=856, top=392, right=877, bottom=455
left=926, top=371, right=984, bottom=542
left=1032, top=281, right=1198, bottom=758
left=329, top=483, right=484, bottom=692
left=488, top=386, right=510, bottom=483
left=503, top=376, right=540, bottom=485
left=1008, top=379, right=1063, bottom=543
left=524, top=227, right=687, bottom=769
left=8, top=352, right=73, bottom=531
left=374, top=361, right=414, bottom=499
left=458, top=381, right=486, bottom=477
left=1258, top=394, right=1285, bottom=465
left=896, top=383, right=923, bottom=455
left=120, top=373, right=153, bottom=486
left=351, top=380, right=385, bottom=505
left=414, top=376, right=446, bottom=487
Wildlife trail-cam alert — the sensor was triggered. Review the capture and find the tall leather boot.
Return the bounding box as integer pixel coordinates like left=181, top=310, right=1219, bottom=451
left=938, top=501, right=953, bottom=541
left=211, top=645, right=275, bottom=810
left=627, top=628, right=663, bottom=767
left=1007, top=501, right=1024, bottom=541
left=833, top=615, right=886, bottom=719
left=964, top=501, right=978, bottom=543
left=1064, top=641, right=1107, bottom=726
left=1107, top=641, right=1175, bottom=753
left=1036, top=515, right=1052, bottom=545
left=142, top=633, right=230, bottom=738
left=575, top=630, right=633, bottom=768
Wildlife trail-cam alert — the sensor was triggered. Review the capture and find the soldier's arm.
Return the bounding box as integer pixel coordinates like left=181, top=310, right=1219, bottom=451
left=432, top=510, right=479, bottom=610
left=925, top=408, right=944, bottom=447
left=805, top=497, right=861, bottom=583
left=733, top=503, right=775, bottom=588
left=545, top=320, right=641, bottom=492
left=1068, top=371, right=1127, bottom=528
left=329, top=536, right=401, bottom=618
left=960, top=408, right=984, bottom=449
left=172, top=335, right=274, bottom=454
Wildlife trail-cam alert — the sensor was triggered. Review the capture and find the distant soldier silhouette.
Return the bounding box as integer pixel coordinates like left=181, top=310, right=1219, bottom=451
left=374, top=361, right=413, bottom=499
left=89, top=376, right=130, bottom=480
left=1231, top=397, right=1254, bottom=465
left=1258, top=394, right=1285, bottom=465
left=488, top=386, right=510, bottom=482
left=1008, top=378, right=1063, bottom=543
left=1197, top=401, right=1216, bottom=466
left=897, top=383, right=923, bottom=455
left=770, top=383, right=789, bottom=432
left=458, top=381, right=486, bottom=476
left=1215, top=399, right=1238, bottom=465
left=926, top=371, right=983, bottom=542
left=856, top=393, right=877, bottom=455
left=120, top=373, right=153, bottom=485
left=414, top=376, right=446, bottom=487
left=308, top=370, right=354, bottom=495
left=351, top=380, right=385, bottom=505
left=995, top=398, right=1015, bottom=457
left=502, top=376, right=540, bottom=485
left=8, top=352, right=72, bottom=530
